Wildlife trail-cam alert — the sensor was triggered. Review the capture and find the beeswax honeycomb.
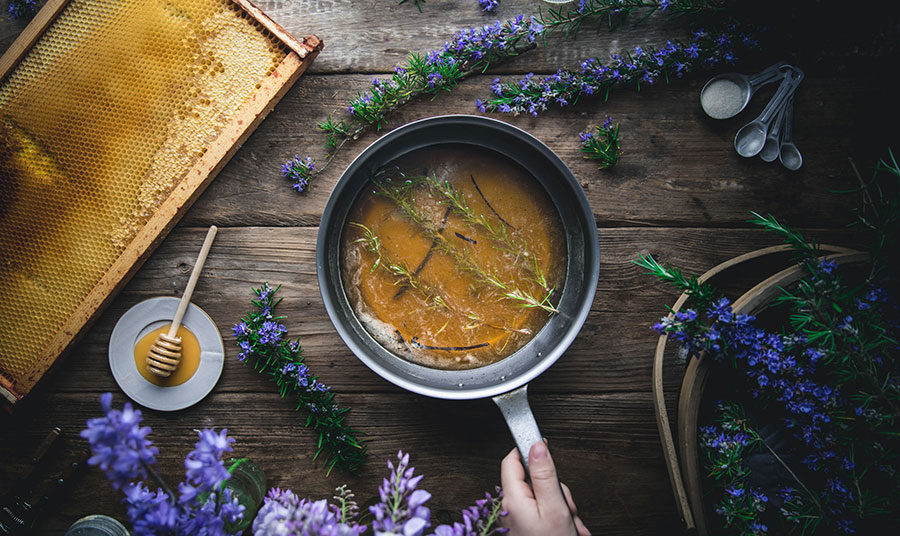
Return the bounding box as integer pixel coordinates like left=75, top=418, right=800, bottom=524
left=0, top=0, right=288, bottom=384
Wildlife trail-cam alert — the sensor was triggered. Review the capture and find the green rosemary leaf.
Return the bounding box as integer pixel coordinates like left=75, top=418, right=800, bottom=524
left=233, top=283, right=367, bottom=474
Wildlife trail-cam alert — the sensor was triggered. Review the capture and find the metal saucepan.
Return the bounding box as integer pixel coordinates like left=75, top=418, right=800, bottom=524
left=317, top=115, right=600, bottom=468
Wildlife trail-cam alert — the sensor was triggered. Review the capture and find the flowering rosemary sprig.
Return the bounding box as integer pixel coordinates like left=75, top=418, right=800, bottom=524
left=373, top=178, right=559, bottom=314
left=346, top=15, right=543, bottom=131
left=478, top=26, right=758, bottom=116
left=644, top=200, right=900, bottom=533
left=281, top=155, right=316, bottom=193
left=539, top=0, right=726, bottom=38
left=700, top=402, right=774, bottom=536
left=350, top=221, right=533, bottom=336
left=7, top=0, right=39, bottom=20
left=384, top=169, right=551, bottom=292
left=580, top=116, right=621, bottom=169
left=233, top=283, right=366, bottom=474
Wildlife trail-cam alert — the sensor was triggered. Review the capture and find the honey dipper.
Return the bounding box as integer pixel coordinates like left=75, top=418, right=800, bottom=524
left=146, top=226, right=218, bottom=377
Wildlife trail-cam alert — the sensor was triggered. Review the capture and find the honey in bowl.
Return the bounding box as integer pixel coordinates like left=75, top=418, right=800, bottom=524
left=133, top=324, right=201, bottom=386
left=340, top=145, right=566, bottom=370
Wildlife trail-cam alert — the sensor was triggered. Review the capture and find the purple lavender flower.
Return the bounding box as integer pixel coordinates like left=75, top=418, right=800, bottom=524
left=83, top=394, right=244, bottom=536
left=253, top=489, right=364, bottom=536
left=433, top=487, right=509, bottom=535
left=281, top=155, right=316, bottom=193
left=81, top=393, right=158, bottom=489
left=369, top=451, right=432, bottom=535
left=478, top=0, right=499, bottom=13
left=179, top=429, right=234, bottom=504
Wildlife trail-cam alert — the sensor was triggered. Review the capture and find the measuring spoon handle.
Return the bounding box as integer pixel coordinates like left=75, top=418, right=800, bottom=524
left=781, top=95, right=795, bottom=143
left=748, top=60, right=789, bottom=88
left=757, top=68, right=804, bottom=127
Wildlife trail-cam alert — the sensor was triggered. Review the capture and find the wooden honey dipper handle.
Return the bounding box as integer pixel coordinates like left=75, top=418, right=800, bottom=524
left=167, top=226, right=218, bottom=338
left=147, top=226, right=217, bottom=378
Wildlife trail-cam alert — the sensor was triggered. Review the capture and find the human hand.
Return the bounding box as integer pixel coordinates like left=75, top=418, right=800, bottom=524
left=500, top=442, right=591, bottom=536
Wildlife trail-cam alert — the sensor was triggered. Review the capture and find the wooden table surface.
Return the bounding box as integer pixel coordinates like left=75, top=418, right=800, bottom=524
left=1, top=1, right=898, bottom=534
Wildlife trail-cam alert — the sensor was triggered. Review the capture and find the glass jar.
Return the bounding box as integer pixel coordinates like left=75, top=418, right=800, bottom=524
left=65, top=514, right=130, bottom=535
left=223, top=458, right=267, bottom=532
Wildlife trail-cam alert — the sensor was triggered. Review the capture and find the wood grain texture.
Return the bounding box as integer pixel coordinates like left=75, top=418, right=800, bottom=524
left=15, top=225, right=859, bottom=399
left=0, top=1, right=892, bottom=534
left=186, top=73, right=897, bottom=228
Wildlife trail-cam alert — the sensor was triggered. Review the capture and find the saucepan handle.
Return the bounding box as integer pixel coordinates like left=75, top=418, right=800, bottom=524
left=492, top=384, right=542, bottom=472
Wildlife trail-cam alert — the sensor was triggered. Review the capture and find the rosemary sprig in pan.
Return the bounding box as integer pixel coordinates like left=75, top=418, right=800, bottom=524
left=374, top=169, right=552, bottom=293
left=372, top=178, right=559, bottom=314
left=350, top=222, right=532, bottom=336
left=424, top=172, right=551, bottom=293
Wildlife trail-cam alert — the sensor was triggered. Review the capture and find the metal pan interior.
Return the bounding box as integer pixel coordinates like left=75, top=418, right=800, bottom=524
left=317, top=115, right=599, bottom=400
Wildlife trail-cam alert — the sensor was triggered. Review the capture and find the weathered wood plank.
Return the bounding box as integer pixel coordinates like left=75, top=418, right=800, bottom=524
left=0, top=391, right=677, bottom=535
left=185, top=73, right=897, bottom=228
left=0, top=1, right=697, bottom=75
left=28, top=226, right=860, bottom=399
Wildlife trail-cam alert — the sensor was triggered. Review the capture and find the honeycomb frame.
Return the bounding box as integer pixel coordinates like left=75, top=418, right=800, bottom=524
left=0, top=0, right=322, bottom=405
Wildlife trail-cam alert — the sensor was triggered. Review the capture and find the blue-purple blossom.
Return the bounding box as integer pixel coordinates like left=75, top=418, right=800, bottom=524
left=281, top=155, right=316, bottom=193
left=82, top=394, right=243, bottom=536
left=369, top=451, right=432, bottom=535
left=81, top=392, right=158, bottom=489
left=7, top=0, right=39, bottom=19
left=253, top=489, right=364, bottom=536
left=481, top=27, right=755, bottom=116
left=478, top=0, right=499, bottom=13
left=258, top=320, right=287, bottom=345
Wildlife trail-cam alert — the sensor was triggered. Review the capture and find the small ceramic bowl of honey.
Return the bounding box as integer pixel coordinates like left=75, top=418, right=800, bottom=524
left=109, top=296, right=224, bottom=411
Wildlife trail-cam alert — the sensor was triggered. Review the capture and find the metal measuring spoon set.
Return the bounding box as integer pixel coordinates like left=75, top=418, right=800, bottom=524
left=700, top=62, right=804, bottom=170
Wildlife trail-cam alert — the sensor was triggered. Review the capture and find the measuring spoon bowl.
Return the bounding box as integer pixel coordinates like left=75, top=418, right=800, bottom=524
left=759, top=97, right=790, bottom=162
left=778, top=88, right=803, bottom=171
left=780, top=142, right=802, bottom=170
left=700, top=61, right=787, bottom=119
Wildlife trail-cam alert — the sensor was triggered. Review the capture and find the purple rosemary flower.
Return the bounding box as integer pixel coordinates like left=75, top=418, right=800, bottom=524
left=258, top=320, right=287, bottom=346
left=478, top=0, right=499, bottom=13
left=281, top=155, right=316, bottom=193
left=7, top=0, right=39, bottom=19
left=81, top=393, right=158, bottom=489
left=233, top=322, right=249, bottom=337
left=369, top=451, right=432, bottom=535
left=481, top=26, right=756, bottom=116
left=579, top=115, right=620, bottom=169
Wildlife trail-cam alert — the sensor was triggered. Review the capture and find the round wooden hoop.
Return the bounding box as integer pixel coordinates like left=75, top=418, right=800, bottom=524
left=652, top=244, right=866, bottom=534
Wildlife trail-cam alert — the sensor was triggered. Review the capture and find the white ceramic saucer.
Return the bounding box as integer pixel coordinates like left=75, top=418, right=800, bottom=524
left=109, top=297, right=224, bottom=411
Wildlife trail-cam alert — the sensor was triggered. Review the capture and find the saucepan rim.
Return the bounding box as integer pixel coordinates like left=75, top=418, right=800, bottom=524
left=316, top=114, right=599, bottom=400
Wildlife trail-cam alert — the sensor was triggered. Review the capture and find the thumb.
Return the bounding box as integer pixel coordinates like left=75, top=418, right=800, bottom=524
left=528, top=441, right=568, bottom=514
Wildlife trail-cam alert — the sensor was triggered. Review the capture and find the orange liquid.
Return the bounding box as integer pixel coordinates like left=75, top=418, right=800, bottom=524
left=340, top=145, right=566, bottom=370
left=133, top=325, right=201, bottom=387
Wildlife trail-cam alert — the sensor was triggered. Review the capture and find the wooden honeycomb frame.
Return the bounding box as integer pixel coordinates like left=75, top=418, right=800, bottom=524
left=0, top=0, right=321, bottom=406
